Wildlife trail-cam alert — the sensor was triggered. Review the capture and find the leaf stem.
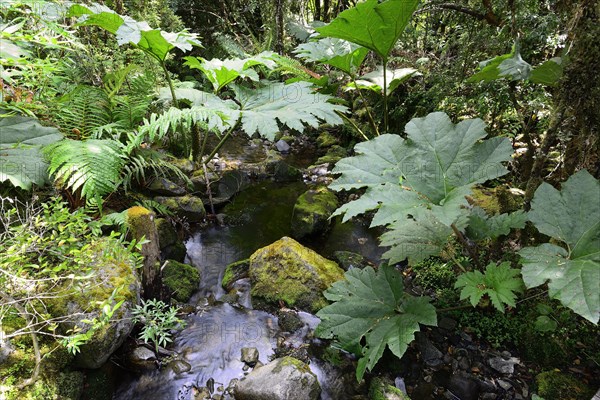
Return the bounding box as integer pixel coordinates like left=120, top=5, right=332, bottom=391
left=351, top=75, right=380, bottom=136
left=382, top=61, right=389, bottom=133
left=338, top=111, right=369, bottom=141
left=160, top=60, right=178, bottom=108
left=204, top=120, right=240, bottom=162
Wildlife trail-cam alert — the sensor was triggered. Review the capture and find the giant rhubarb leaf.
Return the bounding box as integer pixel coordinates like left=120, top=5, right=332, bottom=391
left=315, top=0, right=419, bottom=61
left=293, top=37, right=369, bottom=75
left=330, top=112, right=513, bottom=263
left=67, top=4, right=200, bottom=61
left=0, top=115, right=63, bottom=190
left=316, top=265, right=437, bottom=381
left=184, top=52, right=278, bottom=93
left=519, top=170, right=600, bottom=323
left=233, top=81, right=347, bottom=140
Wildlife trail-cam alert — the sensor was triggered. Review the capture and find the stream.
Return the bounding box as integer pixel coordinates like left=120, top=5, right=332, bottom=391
left=113, top=136, right=385, bottom=399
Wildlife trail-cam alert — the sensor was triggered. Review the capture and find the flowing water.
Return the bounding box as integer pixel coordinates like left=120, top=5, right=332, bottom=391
left=113, top=140, right=385, bottom=399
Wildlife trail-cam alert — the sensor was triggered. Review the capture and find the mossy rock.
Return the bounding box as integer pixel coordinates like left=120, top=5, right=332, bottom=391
left=154, top=195, right=206, bottom=222
left=369, top=377, right=410, bottom=400
left=162, top=260, right=201, bottom=302
left=249, top=237, right=344, bottom=313
left=290, top=187, right=339, bottom=239
left=45, top=237, right=141, bottom=369
left=272, top=161, right=303, bottom=182
left=222, top=259, right=250, bottom=291
left=535, top=370, right=595, bottom=400
left=147, top=177, right=186, bottom=196
left=315, top=145, right=348, bottom=166
left=155, top=218, right=186, bottom=262
left=316, top=131, right=339, bottom=148
left=469, top=186, right=524, bottom=214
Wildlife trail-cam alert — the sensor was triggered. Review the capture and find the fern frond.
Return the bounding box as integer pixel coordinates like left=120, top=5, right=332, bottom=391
left=138, top=106, right=231, bottom=146
left=45, top=139, right=126, bottom=199
left=53, top=86, right=112, bottom=139
left=113, top=94, right=151, bottom=131
left=122, top=149, right=192, bottom=192
left=135, top=199, right=174, bottom=217
left=268, top=54, right=314, bottom=80
left=103, top=64, right=138, bottom=99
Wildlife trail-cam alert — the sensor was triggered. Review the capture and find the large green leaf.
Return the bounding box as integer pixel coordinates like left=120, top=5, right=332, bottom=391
left=519, top=170, right=600, bottom=323
left=346, top=66, right=420, bottom=95
left=316, top=265, right=437, bottom=381
left=315, top=0, right=419, bottom=61
left=469, top=46, right=532, bottom=83
left=233, top=81, right=347, bottom=141
left=184, top=52, right=277, bottom=92
left=0, top=115, right=63, bottom=190
left=330, top=112, right=513, bottom=264
left=67, top=4, right=201, bottom=61
left=293, top=37, right=369, bottom=75
left=380, top=213, right=454, bottom=264
left=466, top=208, right=527, bottom=241
left=529, top=57, right=564, bottom=86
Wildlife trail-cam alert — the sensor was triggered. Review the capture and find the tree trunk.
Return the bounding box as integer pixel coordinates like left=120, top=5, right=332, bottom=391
left=315, top=0, right=321, bottom=21
left=559, top=0, right=600, bottom=177
left=126, top=206, right=162, bottom=300
left=275, top=0, right=285, bottom=54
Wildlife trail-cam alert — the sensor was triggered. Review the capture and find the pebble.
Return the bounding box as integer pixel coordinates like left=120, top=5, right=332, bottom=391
left=489, top=356, right=520, bottom=374
left=241, top=347, right=259, bottom=366
left=497, top=379, right=512, bottom=391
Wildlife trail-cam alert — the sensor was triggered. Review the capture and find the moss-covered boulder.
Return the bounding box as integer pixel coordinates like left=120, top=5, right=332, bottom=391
left=535, top=370, right=595, bottom=400
left=155, top=218, right=186, bottom=262
left=154, top=195, right=206, bottom=222
left=50, top=238, right=141, bottom=369
left=222, top=259, right=250, bottom=291
left=162, top=260, right=201, bottom=302
left=369, top=377, right=410, bottom=400
left=249, top=237, right=344, bottom=313
left=291, top=187, right=339, bottom=239
left=147, top=177, right=186, bottom=196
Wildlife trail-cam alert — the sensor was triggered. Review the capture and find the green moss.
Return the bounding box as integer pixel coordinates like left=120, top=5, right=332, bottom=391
left=315, top=145, right=347, bottom=165
left=249, top=237, right=344, bottom=313
left=536, top=371, right=595, bottom=400
left=469, top=186, right=523, bottom=215
left=221, top=259, right=249, bottom=290
left=291, top=187, right=339, bottom=238
left=316, top=131, right=339, bottom=148
left=162, top=260, right=201, bottom=302
left=369, top=377, right=410, bottom=400
left=274, top=356, right=313, bottom=375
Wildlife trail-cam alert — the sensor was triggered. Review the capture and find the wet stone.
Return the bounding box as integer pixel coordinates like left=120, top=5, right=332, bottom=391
left=489, top=356, right=520, bottom=374
left=241, top=347, right=259, bottom=366
left=448, top=375, right=480, bottom=400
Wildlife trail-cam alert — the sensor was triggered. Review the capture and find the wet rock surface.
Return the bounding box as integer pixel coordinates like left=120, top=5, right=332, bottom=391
left=234, top=356, right=321, bottom=400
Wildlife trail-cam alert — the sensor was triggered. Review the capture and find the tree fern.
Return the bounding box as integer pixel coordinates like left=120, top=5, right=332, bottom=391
left=44, top=139, right=126, bottom=200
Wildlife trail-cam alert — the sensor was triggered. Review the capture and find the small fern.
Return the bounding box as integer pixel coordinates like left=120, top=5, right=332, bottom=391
left=45, top=139, right=126, bottom=200
left=53, top=86, right=112, bottom=139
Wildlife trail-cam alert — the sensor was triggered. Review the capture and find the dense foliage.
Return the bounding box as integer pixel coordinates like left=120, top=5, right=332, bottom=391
left=1, top=0, right=598, bottom=395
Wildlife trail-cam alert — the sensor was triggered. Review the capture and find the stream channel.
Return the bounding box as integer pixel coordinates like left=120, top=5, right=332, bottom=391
left=112, top=135, right=385, bottom=399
